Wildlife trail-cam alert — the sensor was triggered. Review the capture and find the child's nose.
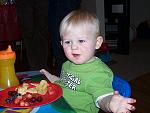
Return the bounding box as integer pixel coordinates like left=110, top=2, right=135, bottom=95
left=71, top=43, right=78, bottom=50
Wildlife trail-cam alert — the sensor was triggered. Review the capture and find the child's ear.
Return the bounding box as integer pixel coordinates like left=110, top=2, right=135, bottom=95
left=60, top=41, right=63, bottom=46
left=95, top=36, right=103, bottom=49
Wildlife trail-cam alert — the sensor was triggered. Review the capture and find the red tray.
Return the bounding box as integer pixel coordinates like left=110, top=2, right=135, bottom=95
left=0, top=82, right=62, bottom=108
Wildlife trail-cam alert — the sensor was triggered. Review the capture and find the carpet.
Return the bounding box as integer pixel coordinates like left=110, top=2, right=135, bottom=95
left=129, top=72, right=150, bottom=113
left=130, top=72, right=150, bottom=83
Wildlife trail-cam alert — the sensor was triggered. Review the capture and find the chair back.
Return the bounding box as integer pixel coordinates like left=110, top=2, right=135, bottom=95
left=112, top=75, right=131, bottom=97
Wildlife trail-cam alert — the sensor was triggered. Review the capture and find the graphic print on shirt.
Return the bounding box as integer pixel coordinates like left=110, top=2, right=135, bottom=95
left=60, top=70, right=81, bottom=90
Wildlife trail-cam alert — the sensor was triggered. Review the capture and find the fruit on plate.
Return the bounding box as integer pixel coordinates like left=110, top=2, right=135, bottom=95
left=36, top=80, right=48, bottom=95
left=17, top=80, right=48, bottom=95
left=4, top=80, right=48, bottom=107
left=0, top=80, right=62, bottom=108
left=6, top=92, right=44, bottom=107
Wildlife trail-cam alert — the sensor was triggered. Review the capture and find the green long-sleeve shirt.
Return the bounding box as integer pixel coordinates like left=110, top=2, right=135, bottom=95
left=55, top=58, right=113, bottom=113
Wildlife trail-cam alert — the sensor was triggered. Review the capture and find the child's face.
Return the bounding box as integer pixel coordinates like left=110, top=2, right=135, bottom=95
left=61, top=26, right=103, bottom=64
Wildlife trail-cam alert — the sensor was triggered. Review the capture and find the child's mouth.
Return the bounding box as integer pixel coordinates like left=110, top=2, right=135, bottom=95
left=72, top=54, right=80, bottom=58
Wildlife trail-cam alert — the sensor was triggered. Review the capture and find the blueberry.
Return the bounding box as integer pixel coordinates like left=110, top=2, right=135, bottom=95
left=8, top=91, right=17, bottom=96
left=5, top=98, right=12, bottom=103
left=36, top=96, right=43, bottom=102
left=30, top=97, right=37, bottom=103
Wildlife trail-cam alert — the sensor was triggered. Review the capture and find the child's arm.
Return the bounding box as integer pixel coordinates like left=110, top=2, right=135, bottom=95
left=40, top=69, right=60, bottom=83
left=98, top=91, right=136, bottom=113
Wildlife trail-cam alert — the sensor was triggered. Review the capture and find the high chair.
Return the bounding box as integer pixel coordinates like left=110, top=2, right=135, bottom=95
left=112, top=75, right=131, bottom=97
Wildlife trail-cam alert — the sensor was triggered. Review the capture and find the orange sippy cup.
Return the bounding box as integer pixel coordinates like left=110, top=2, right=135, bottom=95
left=0, top=45, right=19, bottom=89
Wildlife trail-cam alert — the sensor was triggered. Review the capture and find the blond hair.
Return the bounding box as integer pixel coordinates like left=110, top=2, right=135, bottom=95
left=60, top=9, right=100, bottom=38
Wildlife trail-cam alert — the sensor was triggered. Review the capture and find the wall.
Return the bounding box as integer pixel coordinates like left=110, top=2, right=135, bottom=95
left=81, top=0, right=150, bottom=33
left=81, top=0, right=105, bottom=38
left=130, top=0, right=150, bottom=28
left=80, top=0, right=96, bottom=13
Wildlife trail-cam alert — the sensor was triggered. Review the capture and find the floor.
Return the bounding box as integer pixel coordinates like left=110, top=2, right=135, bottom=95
left=109, top=38, right=150, bottom=81
left=130, top=73, right=150, bottom=113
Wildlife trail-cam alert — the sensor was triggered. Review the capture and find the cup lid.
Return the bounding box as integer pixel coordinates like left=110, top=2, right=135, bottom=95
left=0, top=45, right=16, bottom=59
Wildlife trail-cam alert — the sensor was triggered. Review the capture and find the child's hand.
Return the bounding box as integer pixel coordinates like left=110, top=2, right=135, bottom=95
left=40, top=69, right=52, bottom=77
left=109, top=91, right=136, bottom=113
left=40, top=69, right=60, bottom=82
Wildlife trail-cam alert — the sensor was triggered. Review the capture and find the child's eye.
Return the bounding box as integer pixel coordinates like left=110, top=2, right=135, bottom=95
left=79, top=40, right=85, bottom=43
left=64, top=41, right=71, bottom=44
